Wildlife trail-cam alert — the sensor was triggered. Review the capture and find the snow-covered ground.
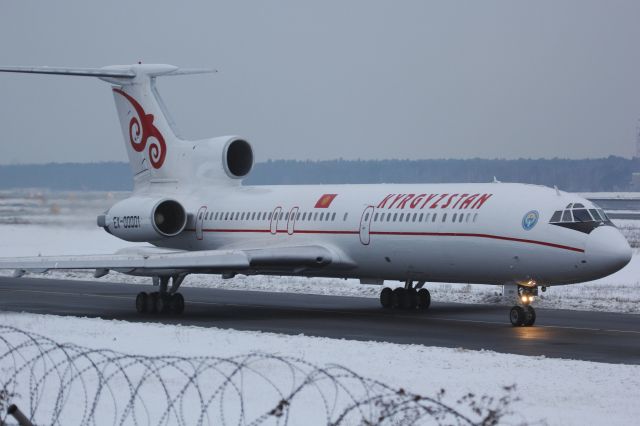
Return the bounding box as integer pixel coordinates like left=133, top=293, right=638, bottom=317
left=1, top=223, right=639, bottom=314
left=2, top=312, right=639, bottom=426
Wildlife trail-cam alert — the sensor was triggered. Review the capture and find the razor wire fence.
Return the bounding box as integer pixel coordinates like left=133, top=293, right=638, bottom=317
left=0, top=325, right=518, bottom=425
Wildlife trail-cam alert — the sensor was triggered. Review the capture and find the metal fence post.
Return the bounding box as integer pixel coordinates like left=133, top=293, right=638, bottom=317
left=7, top=405, right=34, bottom=426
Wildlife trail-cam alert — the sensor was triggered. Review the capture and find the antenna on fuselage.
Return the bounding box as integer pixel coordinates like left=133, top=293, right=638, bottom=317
left=554, top=185, right=561, bottom=196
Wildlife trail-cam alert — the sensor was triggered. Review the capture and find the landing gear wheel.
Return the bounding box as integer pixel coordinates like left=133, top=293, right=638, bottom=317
left=509, top=306, right=526, bottom=326
left=392, top=287, right=408, bottom=309
left=169, top=293, right=185, bottom=315
left=135, top=292, right=149, bottom=314
left=417, top=288, right=431, bottom=310
left=524, top=305, right=536, bottom=326
left=149, top=292, right=161, bottom=314
left=156, top=294, right=170, bottom=314
left=407, top=288, right=418, bottom=310
left=380, top=287, right=393, bottom=308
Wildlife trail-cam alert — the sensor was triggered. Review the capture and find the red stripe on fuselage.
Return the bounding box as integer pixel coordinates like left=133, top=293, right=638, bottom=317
left=183, top=228, right=584, bottom=253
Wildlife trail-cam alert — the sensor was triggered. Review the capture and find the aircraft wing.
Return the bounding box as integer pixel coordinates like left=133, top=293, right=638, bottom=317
left=0, top=245, right=355, bottom=277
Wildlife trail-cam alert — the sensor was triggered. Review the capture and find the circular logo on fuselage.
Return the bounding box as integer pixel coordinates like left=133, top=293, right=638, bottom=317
left=522, top=210, right=539, bottom=231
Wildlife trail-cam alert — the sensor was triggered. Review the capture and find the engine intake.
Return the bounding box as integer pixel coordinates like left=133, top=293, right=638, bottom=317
left=153, top=199, right=187, bottom=237
left=223, top=138, right=253, bottom=179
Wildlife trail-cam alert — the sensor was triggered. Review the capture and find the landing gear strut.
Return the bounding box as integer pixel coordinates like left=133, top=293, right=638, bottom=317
left=509, top=285, right=537, bottom=327
left=380, top=280, right=430, bottom=311
left=135, top=274, right=187, bottom=315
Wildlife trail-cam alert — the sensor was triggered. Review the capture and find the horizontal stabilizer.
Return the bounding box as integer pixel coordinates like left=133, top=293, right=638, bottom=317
left=0, top=64, right=216, bottom=80
left=0, top=65, right=136, bottom=78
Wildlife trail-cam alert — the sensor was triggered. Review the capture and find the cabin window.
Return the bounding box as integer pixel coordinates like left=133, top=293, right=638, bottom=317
left=387, top=213, right=392, bottom=221
left=465, top=213, right=470, bottom=222
left=343, top=213, right=348, bottom=221
left=240, top=212, right=245, bottom=220
left=326, top=213, right=331, bottom=221
left=452, top=213, right=457, bottom=222
left=393, top=213, right=398, bottom=222
left=302, top=212, right=307, bottom=220
left=332, top=212, right=336, bottom=221
left=412, top=213, right=417, bottom=222
left=425, top=213, right=430, bottom=222
left=268, top=212, right=272, bottom=220
left=418, top=213, right=423, bottom=222
left=473, top=213, right=478, bottom=222
left=198, top=212, right=203, bottom=220
left=442, top=213, right=447, bottom=222
left=459, top=213, right=464, bottom=223
left=364, top=213, right=370, bottom=222
left=432, top=213, right=437, bottom=222
left=374, top=213, right=379, bottom=221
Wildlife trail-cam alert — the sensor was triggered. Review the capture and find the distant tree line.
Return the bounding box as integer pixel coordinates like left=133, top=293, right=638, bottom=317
left=0, top=157, right=638, bottom=192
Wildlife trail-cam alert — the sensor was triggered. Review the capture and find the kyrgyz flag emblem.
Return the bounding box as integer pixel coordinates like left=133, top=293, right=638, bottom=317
left=315, top=194, right=337, bottom=208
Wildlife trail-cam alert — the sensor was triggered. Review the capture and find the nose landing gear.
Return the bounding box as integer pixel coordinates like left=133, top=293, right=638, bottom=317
left=509, top=286, right=537, bottom=327
left=380, top=280, right=430, bottom=311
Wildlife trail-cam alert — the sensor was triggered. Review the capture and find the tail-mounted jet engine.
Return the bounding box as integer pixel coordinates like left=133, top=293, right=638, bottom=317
left=98, top=198, right=187, bottom=242
left=187, top=136, right=254, bottom=183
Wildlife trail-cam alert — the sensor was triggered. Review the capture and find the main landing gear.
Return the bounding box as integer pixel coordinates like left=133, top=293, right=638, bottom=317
left=509, top=286, right=537, bottom=327
left=135, top=274, right=186, bottom=315
left=379, top=280, right=431, bottom=311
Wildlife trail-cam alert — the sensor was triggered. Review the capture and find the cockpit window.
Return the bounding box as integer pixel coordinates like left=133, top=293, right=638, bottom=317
left=589, top=209, right=602, bottom=221
left=572, top=209, right=592, bottom=222
left=561, top=210, right=573, bottom=222
left=573, top=203, right=584, bottom=208
left=550, top=211, right=562, bottom=222
left=598, top=209, right=609, bottom=220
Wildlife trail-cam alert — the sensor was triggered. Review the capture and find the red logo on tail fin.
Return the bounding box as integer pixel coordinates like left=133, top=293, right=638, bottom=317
left=113, top=88, right=167, bottom=169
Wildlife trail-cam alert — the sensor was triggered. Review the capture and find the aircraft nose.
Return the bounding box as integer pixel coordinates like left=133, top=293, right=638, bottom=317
left=585, top=226, right=632, bottom=276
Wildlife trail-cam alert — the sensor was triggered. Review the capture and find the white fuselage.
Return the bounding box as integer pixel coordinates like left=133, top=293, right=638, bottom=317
left=150, top=182, right=631, bottom=286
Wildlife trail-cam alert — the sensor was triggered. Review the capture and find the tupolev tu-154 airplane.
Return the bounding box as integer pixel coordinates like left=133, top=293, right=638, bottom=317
left=0, top=64, right=632, bottom=326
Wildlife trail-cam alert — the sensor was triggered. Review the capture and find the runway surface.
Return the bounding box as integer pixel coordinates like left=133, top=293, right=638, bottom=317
left=1, top=276, right=639, bottom=364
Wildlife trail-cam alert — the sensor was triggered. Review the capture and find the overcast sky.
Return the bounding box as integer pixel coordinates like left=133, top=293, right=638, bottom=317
left=1, top=0, right=640, bottom=164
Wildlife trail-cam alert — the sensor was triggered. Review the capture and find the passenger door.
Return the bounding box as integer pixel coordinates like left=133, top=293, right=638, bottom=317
left=196, top=206, right=207, bottom=240
left=287, top=207, right=299, bottom=235
left=359, top=206, right=374, bottom=245
left=270, top=207, right=282, bottom=235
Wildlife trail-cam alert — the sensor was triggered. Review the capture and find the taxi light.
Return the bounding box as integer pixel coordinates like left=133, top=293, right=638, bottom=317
left=521, top=296, right=528, bottom=303
left=528, top=295, right=535, bottom=303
